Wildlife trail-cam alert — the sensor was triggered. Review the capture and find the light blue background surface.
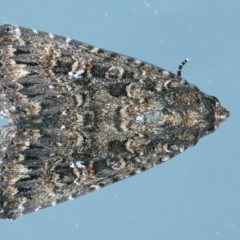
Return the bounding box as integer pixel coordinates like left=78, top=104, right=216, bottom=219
left=0, top=1, right=239, bottom=239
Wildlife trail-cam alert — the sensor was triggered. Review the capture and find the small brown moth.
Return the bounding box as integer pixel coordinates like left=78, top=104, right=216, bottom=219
left=0, top=25, right=229, bottom=219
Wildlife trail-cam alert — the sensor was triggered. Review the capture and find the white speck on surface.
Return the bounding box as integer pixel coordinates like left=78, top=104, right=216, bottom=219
left=91, top=47, right=99, bottom=53
left=18, top=202, right=25, bottom=211
left=51, top=201, right=56, bottom=206
left=68, top=195, right=74, bottom=201
left=180, top=147, right=185, bottom=152
left=73, top=69, right=84, bottom=78
left=70, top=163, right=75, bottom=168
left=32, top=29, right=38, bottom=34
left=65, top=38, right=71, bottom=44
left=162, top=156, right=170, bottom=161
left=90, top=185, right=101, bottom=190
left=144, top=2, right=150, bottom=7
left=135, top=169, right=142, bottom=174
left=34, top=206, right=41, bottom=212
left=14, top=27, right=21, bottom=37
left=48, top=85, right=54, bottom=89
left=162, top=71, right=169, bottom=76
left=76, top=161, right=84, bottom=168
left=136, top=115, right=144, bottom=122
left=134, top=59, right=142, bottom=65
left=163, top=144, right=171, bottom=153
left=48, top=33, right=54, bottom=38
left=164, top=80, right=171, bottom=89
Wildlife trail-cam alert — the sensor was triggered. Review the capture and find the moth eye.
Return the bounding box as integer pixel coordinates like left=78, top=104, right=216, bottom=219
left=210, top=96, right=219, bottom=102
left=203, top=125, right=216, bottom=137
left=207, top=125, right=215, bottom=132
left=207, top=95, right=219, bottom=106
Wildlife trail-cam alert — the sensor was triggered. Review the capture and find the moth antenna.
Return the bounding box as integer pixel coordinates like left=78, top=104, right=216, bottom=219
left=177, top=58, right=189, bottom=77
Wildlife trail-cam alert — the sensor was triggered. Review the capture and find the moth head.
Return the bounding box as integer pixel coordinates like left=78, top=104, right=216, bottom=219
left=203, top=94, right=230, bottom=136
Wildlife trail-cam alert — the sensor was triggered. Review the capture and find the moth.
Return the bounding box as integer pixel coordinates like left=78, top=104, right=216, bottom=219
left=0, top=24, right=229, bottom=219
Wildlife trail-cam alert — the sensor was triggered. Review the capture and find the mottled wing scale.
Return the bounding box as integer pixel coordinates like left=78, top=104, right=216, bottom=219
left=0, top=25, right=229, bottom=219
